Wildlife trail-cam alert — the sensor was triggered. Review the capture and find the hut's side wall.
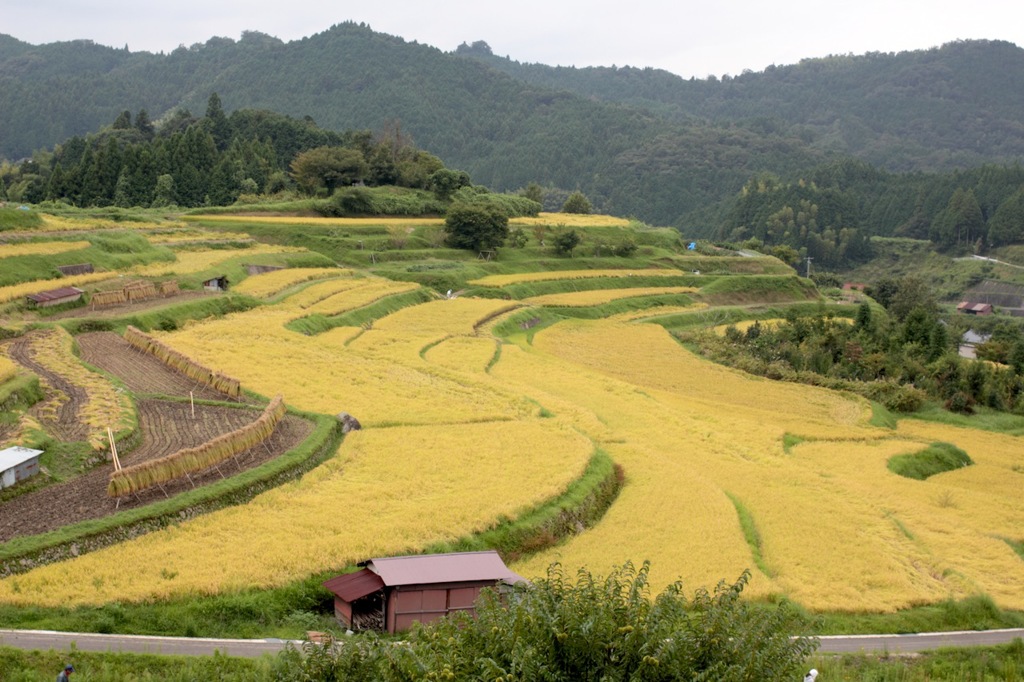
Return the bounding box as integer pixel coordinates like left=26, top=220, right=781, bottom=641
left=386, top=581, right=496, bottom=633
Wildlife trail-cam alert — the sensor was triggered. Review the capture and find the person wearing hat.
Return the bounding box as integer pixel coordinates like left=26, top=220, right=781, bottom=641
left=57, top=664, right=74, bottom=681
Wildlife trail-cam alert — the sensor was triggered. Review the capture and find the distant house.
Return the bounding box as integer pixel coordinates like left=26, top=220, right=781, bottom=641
left=57, top=263, right=94, bottom=277
left=26, top=286, right=84, bottom=307
left=244, top=264, right=285, bottom=276
left=959, top=329, right=992, bottom=359
left=964, top=279, right=1024, bottom=314
left=957, top=301, right=994, bottom=316
left=0, top=446, right=43, bottom=489
left=203, top=275, right=229, bottom=291
left=323, top=551, right=524, bottom=633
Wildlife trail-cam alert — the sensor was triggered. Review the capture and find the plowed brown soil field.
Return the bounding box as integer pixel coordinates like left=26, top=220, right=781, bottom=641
left=76, top=332, right=249, bottom=401
left=0, top=332, right=314, bottom=543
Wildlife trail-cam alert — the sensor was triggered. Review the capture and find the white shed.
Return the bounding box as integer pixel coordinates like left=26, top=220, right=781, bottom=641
left=0, top=446, right=44, bottom=489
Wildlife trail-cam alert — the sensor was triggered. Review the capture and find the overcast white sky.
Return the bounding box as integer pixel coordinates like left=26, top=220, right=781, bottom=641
left=2, top=0, right=1022, bottom=78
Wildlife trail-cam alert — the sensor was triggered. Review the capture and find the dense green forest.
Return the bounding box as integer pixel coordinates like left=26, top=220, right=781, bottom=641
left=461, top=39, right=1024, bottom=172
left=4, top=26, right=1024, bottom=232
left=0, top=94, right=483, bottom=211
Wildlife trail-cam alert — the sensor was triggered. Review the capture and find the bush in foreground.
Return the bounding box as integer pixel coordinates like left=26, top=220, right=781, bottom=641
left=276, top=562, right=817, bottom=681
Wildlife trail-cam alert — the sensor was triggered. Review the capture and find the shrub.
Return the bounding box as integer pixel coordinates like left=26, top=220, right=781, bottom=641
left=887, top=442, right=973, bottom=480
left=562, top=190, right=593, bottom=214
left=276, top=562, right=817, bottom=681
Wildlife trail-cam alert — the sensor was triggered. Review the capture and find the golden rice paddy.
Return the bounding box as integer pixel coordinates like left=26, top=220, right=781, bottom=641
left=1, top=232, right=1021, bottom=616
left=0, top=241, right=91, bottom=258
left=0, top=354, right=18, bottom=385
left=0, top=273, right=112, bottom=304
left=510, top=213, right=631, bottom=227
left=232, top=268, right=348, bottom=298
left=470, top=268, right=683, bottom=288
left=187, top=215, right=445, bottom=227
left=129, top=244, right=306, bottom=276
left=524, top=286, right=698, bottom=307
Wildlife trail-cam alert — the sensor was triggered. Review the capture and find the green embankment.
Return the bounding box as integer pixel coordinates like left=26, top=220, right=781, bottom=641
left=57, top=294, right=263, bottom=335
left=0, top=233, right=175, bottom=288
left=285, top=288, right=437, bottom=335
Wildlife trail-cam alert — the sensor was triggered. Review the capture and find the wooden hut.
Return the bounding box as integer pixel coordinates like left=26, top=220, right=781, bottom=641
left=26, top=286, right=84, bottom=308
left=57, top=263, right=94, bottom=276
left=245, top=264, right=285, bottom=276
left=203, top=275, right=229, bottom=291
left=323, top=551, right=524, bottom=633
left=957, top=301, right=994, bottom=316
left=0, top=446, right=43, bottom=489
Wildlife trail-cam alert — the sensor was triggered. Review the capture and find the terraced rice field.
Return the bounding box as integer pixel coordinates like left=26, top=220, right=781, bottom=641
left=1, top=219, right=1021, bottom=618
left=524, top=286, right=697, bottom=307
left=470, top=268, right=685, bottom=287
left=0, top=240, right=91, bottom=258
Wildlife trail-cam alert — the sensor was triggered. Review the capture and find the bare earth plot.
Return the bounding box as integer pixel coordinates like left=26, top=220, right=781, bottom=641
left=0, top=331, right=312, bottom=542
left=76, top=331, right=245, bottom=401
left=0, top=400, right=311, bottom=542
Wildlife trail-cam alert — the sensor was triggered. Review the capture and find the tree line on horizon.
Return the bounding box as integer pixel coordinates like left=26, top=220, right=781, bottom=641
left=3, top=25, right=1024, bottom=244
left=3, top=94, right=1024, bottom=269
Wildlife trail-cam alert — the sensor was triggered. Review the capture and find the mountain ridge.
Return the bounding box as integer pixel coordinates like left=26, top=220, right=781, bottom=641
left=2, top=25, right=1023, bottom=230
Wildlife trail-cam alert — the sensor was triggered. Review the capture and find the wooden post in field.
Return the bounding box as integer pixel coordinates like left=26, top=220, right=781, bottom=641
left=190, top=391, right=195, bottom=418
left=108, top=427, right=121, bottom=471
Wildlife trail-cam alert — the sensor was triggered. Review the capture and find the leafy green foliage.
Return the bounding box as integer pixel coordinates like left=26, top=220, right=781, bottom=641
left=691, top=303, right=1024, bottom=414
left=721, top=175, right=872, bottom=268
left=561, top=190, right=593, bottom=214
left=7, top=29, right=1024, bottom=234
left=887, top=442, right=973, bottom=480
left=553, top=228, right=581, bottom=256
left=276, top=562, right=816, bottom=681
left=444, top=201, right=509, bottom=252
left=0, top=206, right=43, bottom=230
left=290, top=146, right=368, bottom=194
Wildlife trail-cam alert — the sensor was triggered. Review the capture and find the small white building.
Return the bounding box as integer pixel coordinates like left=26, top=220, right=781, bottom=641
left=959, top=330, right=992, bottom=360
left=0, top=446, right=44, bottom=489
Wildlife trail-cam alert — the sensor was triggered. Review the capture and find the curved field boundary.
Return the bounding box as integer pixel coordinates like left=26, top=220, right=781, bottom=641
left=0, top=409, right=340, bottom=577
left=429, top=449, right=624, bottom=563
left=124, top=326, right=241, bottom=397
left=524, top=286, right=698, bottom=307
left=233, top=268, right=347, bottom=299
left=470, top=268, right=683, bottom=288
left=107, top=396, right=287, bottom=497
left=497, top=274, right=705, bottom=300
left=540, top=293, right=698, bottom=321
left=285, top=288, right=437, bottom=336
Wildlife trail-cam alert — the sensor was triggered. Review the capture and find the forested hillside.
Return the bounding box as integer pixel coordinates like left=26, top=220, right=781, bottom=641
left=3, top=24, right=1024, bottom=251
left=462, top=39, right=1024, bottom=172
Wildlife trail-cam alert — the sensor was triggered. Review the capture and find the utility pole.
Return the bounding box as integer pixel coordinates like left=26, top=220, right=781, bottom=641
left=805, top=256, right=813, bottom=279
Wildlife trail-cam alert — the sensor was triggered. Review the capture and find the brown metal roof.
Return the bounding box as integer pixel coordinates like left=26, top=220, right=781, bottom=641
left=323, top=568, right=385, bottom=602
left=26, top=287, right=84, bottom=303
left=361, top=551, right=524, bottom=587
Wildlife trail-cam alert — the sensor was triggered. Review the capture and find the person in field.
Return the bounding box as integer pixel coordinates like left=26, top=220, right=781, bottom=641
left=57, top=664, right=74, bottom=681
left=803, top=668, right=818, bottom=681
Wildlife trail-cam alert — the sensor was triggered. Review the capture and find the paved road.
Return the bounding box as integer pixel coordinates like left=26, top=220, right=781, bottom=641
left=816, top=628, right=1024, bottom=653
left=0, top=629, right=301, bottom=658
left=3, top=627, right=1023, bottom=658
